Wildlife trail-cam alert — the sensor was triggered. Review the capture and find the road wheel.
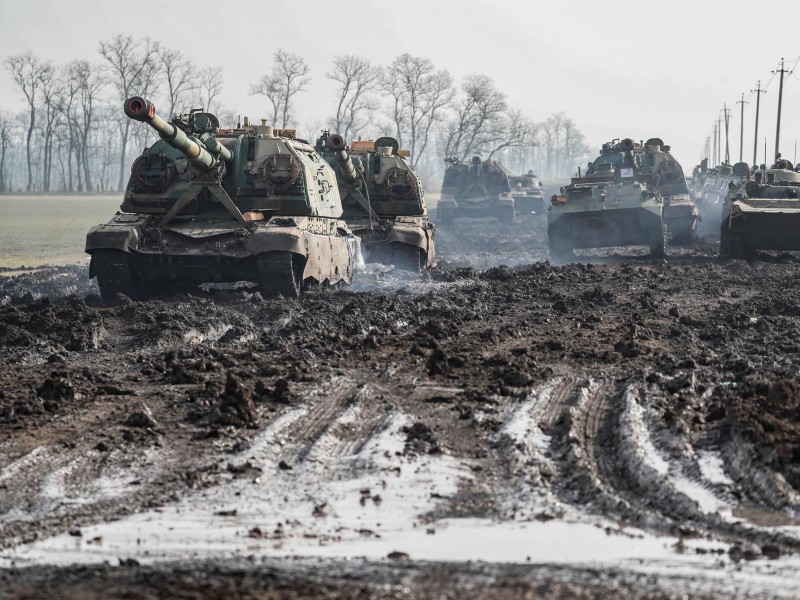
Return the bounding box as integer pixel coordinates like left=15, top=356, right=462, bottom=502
left=649, top=224, right=667, bottom=258
left=257, top=252, right=302, bottom=298
left=92, top=250, right=139, bottom=302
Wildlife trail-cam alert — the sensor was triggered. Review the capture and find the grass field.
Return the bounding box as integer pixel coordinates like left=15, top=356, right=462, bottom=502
left=0, top=195, right=121, bottom=269
left=0, top=193, right=444, bottom=271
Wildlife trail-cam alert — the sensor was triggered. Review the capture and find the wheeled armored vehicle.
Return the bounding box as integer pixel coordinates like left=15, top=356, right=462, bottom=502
left=86, top=97, right=360, bottom=301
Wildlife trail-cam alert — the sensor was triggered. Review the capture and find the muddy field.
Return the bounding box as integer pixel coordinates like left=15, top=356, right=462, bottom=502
left=2, top=210, right=800, bottom=598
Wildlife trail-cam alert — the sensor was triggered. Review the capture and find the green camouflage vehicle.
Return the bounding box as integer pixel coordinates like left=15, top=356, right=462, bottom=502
left=636, top=138, right=699, bottom=244
left=507, top=169, right=546, bottom=215
left=437, top=156, right=515, bottom=225
left=720, top=159, right=800, bottom=257
left=315, top=132, right=435, bottom=270
left=548, top=138, right=665, bottom=261
left=85, top=97, right=361, bottom=301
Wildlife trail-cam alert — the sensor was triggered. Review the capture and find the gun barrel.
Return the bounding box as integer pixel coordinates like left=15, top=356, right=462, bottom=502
left=326, top=134, right=360, bottom=184
left=124, top=97, right=223, bottom=171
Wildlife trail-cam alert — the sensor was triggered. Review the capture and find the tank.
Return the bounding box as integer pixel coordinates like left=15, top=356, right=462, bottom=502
left=314, top=131, right=435, bottom=270
left=547, top=138, right=665, bottom=261
left=437, top=156, right=515, bottom=225
left=85, top=97, right=361, bottom=301
left=635, top=138, right=699, bottom=244
left=507, top=169, right=546, bottom=215
left=720, top=159, right=800, bottom=257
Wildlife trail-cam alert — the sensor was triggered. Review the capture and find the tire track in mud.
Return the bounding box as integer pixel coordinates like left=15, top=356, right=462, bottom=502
left=542, top=376, right=800, bottom=553
left=718, top=415, right=800, bottom=515
left=488, top=376, right=579, bottom=517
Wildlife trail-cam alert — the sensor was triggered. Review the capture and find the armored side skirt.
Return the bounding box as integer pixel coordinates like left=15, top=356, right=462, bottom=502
left=512, top=194, right=546, bottom=214
left=548, top=207, right=663, bottom=250
left=437, top=196, right=515, bottom=224
left=350, top=216, right=436, bottom=270
left=86, top=215, right=359, bottom=299
left=724, top=208, right=800, bottom=253
left=663, top=195, right=699, bottom=243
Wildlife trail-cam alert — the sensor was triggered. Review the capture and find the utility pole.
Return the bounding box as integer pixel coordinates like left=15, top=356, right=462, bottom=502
left=736, top=93, right=748, bottom=163
left=716, top=117, right=722, bottom=165
left=751, top=80, right=766, bottom=166
left=722, top=104, right=732, bottom=164
left=712, top=122, right=718, bottom=167
left=773, top=58, right=791, bottom=162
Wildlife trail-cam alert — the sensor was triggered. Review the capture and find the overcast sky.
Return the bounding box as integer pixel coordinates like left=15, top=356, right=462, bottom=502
left=1, top=0, right=800, bottom=170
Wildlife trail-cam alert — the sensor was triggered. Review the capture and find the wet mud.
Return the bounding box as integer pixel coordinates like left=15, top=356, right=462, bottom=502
left=2, top=215, right=800, bottom=598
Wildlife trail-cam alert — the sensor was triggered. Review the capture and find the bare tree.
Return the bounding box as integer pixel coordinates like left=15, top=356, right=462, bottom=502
left=99, top=34, right=162, bottom=192
left=159, top=47, right=197, bottom=116
left=195, top=66, right=224, bottom=114
left=443, top=74, right=507, bottom=160
left=328, top=55, right=380, bottom=140
left=58, top=62, right=82, bottom=191
left=0, top=112, right=15, bottom=192
left=251, top=49, right=310, bottom=128
left=38, top=65, right=62, bottom=192
left=4, top=52, right=52, bottom=191
left=382, top=54, right=454, bottom=169
left=75, top=61, right=105, bottom=191
left=486, top=109, right=538, bottom=159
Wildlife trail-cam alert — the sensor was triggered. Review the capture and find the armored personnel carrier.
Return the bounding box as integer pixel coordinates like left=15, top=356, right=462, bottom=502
left=437, top=156, right=515, bottom=225
left=548, top=138, right=665, bottom=261
left=720, top=159, right=800, bottom=257
left=85, top=97, right=360, bottom=301
left=636, top=138, right=699, bottom=244
left=315, top=131, right=435, bottom=270
left=507, top=169, right=546, bottom=215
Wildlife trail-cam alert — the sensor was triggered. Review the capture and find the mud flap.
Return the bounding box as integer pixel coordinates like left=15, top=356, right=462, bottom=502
left=348, top=236, right=365, bottom=272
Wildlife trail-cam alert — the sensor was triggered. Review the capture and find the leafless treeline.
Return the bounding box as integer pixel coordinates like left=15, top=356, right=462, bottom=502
left=1, top=36, right=591, bottom=193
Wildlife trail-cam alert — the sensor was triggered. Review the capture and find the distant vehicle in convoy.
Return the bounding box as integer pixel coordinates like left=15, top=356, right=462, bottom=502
left=720, top=158, right=800, bottom=257
left=696, top=162, right=746, bottom=233
left=547, top=138, right=665, bottom=261
left=635, top=138, right=699, bottom=244
left=314, top=131, right=435, bottom=270
left=85, top=97, right=361, bottom=301
left=438, top=156, right=515, bottom=225
left=506, top=169, right=546, bottom=214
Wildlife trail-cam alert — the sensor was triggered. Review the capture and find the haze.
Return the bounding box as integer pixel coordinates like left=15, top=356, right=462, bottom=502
left=1, top=0, right=799, bottom=170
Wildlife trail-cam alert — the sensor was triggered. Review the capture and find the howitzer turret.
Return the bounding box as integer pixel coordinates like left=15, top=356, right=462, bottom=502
left=326, top=134, right=360, bottom=184
left=124, top=96, right=232, bottom=172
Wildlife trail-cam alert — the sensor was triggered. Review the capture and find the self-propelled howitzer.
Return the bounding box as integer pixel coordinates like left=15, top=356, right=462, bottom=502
left=315, top=131, right=435, bottom=270
left=85, top=98, right=361, bottom=301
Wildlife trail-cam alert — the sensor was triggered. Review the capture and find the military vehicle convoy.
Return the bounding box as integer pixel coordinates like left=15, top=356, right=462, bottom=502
left=85, top=97, right=361, bottom=301
left=314, top=131, right=435, bottom=270
left=438, top=156, right=515, bottom=225
left=720, top=159, right=800, bottom=257
left=636, top=138, right=698, bottom=244
left=548, top=138, right=665, bottom=261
